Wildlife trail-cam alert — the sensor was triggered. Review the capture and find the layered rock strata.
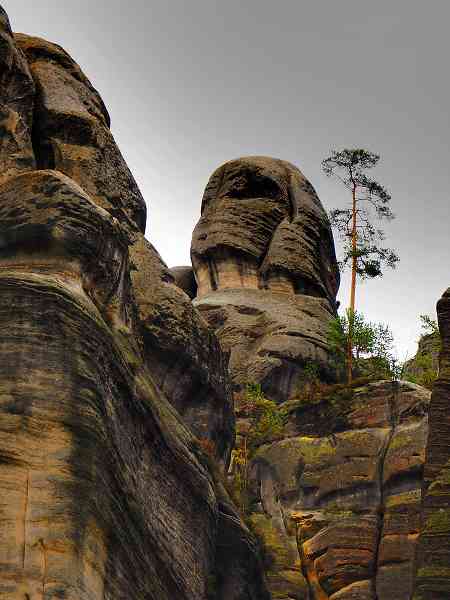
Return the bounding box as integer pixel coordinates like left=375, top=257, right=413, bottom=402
left=191, top=156, right=340, bottom=402
left=245, top=380, right=430, bottom=600
left=0, top=10, right=268, bottom=599
left=8, top=26, right=234, bottom=465
left=0, top=7, right=35, bottom=181
left=413, top=288, right=450, bottom=599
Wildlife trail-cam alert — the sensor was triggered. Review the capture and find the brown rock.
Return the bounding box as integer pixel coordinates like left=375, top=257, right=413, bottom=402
left=15, top=33, right=146, bottom=232
left=192, top=156, right=340, bottom=402
left=170, top=265, right=198, bottom=299
left=413, top=288, right=450, bottom=599
left=329, top=580, right=373, bottom=599
left=0, top=9, right=35, bottom=181
left=196, top=288, right=335, bottom=401
left=0, top=169, right=217, bottom=599
left=245, top=381, right=430, bottom=599
left=192, top=156, right=339, bottom=304
left=130, top=236, right=234, bottom=464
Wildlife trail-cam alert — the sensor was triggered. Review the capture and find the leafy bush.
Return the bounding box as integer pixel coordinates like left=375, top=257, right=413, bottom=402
left=327, top=309, right=396, bottom=380
left=231, top=384, right=285, bottom=512
left=241, top=384, right=285, bottom=448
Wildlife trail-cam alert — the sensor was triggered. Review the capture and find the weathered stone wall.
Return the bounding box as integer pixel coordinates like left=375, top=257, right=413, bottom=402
left=244, top=381, right=430, bottom=600
left=413, top=288, right=450, bottom=599
left=0, top=9, right=270, bottom=599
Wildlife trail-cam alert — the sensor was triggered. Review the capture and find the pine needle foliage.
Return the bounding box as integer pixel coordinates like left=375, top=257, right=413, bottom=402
left=322, top=148, right=399, bottom=382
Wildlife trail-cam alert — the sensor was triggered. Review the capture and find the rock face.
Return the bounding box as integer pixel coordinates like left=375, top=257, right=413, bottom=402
left=192, top=156, right=340, bottom=402
left=245, top=380, right=430, bottom=600
left=413, top=288, right=450, bottom=599
left=11, top=28, right=235, bottom=468
left=403, top=331, right=440, bottom=389
left=0, top=7, right=35, bottom=181
left=170, top=265, right=197, bottom=299
left=130, top=237, right=235, bottom=465
left=189, top=157, right=434, bottom=600
left=0, top=10, right=269, bottom=599
left=15, top=32, right=146, bottom=233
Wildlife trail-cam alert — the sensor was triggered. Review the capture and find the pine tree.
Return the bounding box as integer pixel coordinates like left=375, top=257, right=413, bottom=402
left=322, top=148, right=399, bottom=383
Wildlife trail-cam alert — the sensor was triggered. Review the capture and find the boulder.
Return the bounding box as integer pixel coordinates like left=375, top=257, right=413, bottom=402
left=192, top=156, right=340, bottom=402
left=15, top=33, right=146, bottom=233
left=192, top=156, right=339, bottom=304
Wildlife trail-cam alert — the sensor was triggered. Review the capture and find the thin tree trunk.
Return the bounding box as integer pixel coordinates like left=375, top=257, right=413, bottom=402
left=348, top=182, right=357, bottom=384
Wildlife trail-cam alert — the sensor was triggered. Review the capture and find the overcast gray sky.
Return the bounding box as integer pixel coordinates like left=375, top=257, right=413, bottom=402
left=5, top=0, right=450, bottom=359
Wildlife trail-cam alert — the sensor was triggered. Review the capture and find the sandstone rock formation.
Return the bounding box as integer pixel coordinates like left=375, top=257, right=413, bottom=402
left=403, top=330, right=440, bottom=389
left=191, top=156, right=340, bottom=402
left=0, top=7, right=35, bottom=181
left=2, top=6, right=443, bottom=600
left=245, top=380, right=430, bottom=600
left=413, top=288, right=450, bottom=599
left=130, top=237, right=234, bottom=465
left=9, top=25, right=235, bottom=466
left=15, top=32, right=146, bottom=233
left=170, top=265, right=197, bottom=299
left=0, top=9, right=269, bottom=599
left=189, top=157, right=435, bottom=600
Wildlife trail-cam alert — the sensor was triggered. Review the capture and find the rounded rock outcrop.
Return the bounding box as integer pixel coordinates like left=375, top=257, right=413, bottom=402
left=192, top=156, right=340, bottom=402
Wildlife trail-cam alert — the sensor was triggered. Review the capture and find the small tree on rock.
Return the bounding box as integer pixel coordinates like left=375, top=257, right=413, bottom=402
left=322, top=148, right=399, bottom=382
left=328, top=310, right=395, bottom=379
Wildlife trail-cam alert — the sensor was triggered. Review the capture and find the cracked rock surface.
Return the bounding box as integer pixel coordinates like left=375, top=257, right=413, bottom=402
left=245, top=380, right=430, bottom=600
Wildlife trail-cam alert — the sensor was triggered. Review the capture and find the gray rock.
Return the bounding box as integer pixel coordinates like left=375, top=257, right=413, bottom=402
left=195, top=287, right=335, bottom=401
left=170, top=265, right=197, bottom=299
left=15, top=33, right=147, bottom=233
left=0, top=12, right=35, bottom=181
left=192, top=156, right=340, bottom=402
left=0, top=9, right=271, bottom=598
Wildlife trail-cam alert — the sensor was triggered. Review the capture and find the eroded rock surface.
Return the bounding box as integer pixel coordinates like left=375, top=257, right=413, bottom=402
left=7, top=23, right=234, bottom=466
left=414, top=288, right=450, bottom=599
left=15, top=32, right=146, bottom=233
left=130, top=237, right=234, bottom=464
left=192, top=156, right=340, bottom=402
left=0, top=10, right=269, bottom=599
left=0, top=8, right=35, bottom=181
left=244, top=381, right=430, bottom=600
left=170, top=265, right=197, bottom=299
